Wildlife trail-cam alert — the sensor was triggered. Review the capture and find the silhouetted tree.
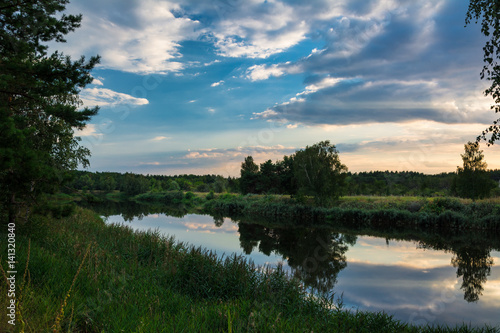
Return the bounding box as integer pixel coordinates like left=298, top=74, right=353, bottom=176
left=455, top=141, right=496, bottom=199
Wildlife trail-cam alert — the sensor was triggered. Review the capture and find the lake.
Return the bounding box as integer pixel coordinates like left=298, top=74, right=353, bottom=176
left=89, top=201, right=500, bottom=328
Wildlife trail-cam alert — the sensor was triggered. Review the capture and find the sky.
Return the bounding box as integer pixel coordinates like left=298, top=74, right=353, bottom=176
left=52, top=0, right=500, bottom=176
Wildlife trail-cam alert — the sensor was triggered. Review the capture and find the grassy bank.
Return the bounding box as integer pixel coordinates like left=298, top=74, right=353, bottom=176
left=201, top=194, right=500, bottom=231
left=69, top=190, right=500, bottom=230
left=1, top=208, right=498, bottom=332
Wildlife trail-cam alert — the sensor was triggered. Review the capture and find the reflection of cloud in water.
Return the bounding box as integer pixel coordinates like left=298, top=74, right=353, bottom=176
left=336, top=262, right=499, bottom=327
left=184, top=220, right=238, bottom=233
left=349, top=237, right=453, bottom=269
left=480, top=267, right=500, bottom=309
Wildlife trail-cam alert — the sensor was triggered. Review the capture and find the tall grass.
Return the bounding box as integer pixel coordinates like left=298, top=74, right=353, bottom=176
left=203, top=194, right=500, bottom=231
left=1, top=207, right=497, bottom=332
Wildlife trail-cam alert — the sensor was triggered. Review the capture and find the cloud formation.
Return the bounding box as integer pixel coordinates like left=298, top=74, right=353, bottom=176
left=59, top=0, right=500, bottom=175
left=246, top=0, right=491, bottom=126
left=80, top=87, right=149, bottom=108
left=62, top=0, right=200, bottom=74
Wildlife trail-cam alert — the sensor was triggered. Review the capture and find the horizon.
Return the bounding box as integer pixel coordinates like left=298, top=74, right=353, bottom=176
left=53, top=0, right=500, bottom=177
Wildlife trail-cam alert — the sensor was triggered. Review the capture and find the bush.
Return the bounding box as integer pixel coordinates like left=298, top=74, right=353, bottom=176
left=206, top=191, right=215, bottom=200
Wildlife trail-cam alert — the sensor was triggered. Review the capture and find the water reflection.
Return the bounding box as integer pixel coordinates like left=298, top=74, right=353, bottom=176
left=83, top=201, right=499, bottom=307
left=237, top=223, right=356, bottom=293
left=451, top=246, right=495, bottom=303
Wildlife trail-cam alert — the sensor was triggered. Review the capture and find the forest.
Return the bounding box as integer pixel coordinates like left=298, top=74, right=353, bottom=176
left=64, top=161, right=500, bottom=200
left=65, top=168, right=500, bottom=198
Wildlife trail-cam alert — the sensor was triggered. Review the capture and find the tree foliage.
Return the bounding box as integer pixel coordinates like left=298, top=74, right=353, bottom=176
left=237, top=141, right=348, bottom=203
left=466, top=0, right=500, bottom=144
left=0, top=0, right=99, bottom=224
left=240, top=156, right=260, bottom=194
left=455, top=141, right=497, bottom=200
left=293, top=141, right=348, bottom=204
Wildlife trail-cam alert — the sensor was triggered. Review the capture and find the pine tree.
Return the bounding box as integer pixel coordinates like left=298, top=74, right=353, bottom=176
left=0, top=0, right=100, bottom=225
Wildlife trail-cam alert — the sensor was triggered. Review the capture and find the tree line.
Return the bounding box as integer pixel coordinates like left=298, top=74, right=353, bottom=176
left=239, top=141, right=500, bottom=201
left=64, top=141, right=500, bottom=202
left=65, top=171, right=239, bottom=196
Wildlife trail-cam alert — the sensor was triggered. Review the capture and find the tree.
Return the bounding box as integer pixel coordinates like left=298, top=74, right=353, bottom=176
left=275, top=155, right=295, bottom=194
left=239, top=156, right=259, bottom=194
left=0, top=0, right=100, bottom=225
left=466, top=1, right=500, bottom=144
left=293, top=141, right=348, bottom=204
left=167, top=180, right=181, bottom=191
left=257, top=159, right=279, bottom=193
left=121, top=174, right=149, bottom=196
left=455, top=141, right=496, bottom=199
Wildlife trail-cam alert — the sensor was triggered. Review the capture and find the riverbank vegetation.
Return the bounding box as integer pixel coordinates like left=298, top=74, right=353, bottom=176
left=67, top=190, right=500, bottom=231
left=1, top=207, right=498, bottom=332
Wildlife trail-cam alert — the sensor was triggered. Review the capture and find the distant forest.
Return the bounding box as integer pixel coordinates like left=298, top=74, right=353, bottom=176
left=63, top=169, right=500, bottom=198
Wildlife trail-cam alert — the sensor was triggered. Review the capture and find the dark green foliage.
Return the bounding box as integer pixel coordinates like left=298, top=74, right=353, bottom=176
left=293, top=141, right=348, bottom=204
left=455, top=142, right=497, bottom=200
left=0, top=0, right=99, bottom=225
left=206, top=190, right=215, bottom=200
left=61, top=168, right=499, bottom=200
left=64, top=170, right=236, bottom=195
left=134, top=191, right=185, bottom=205
left=203, top=195, right=500, bottom=231
left=239, top=141, right=350, bottom=201
left=120, top=173, right=150, bottom=195
left=240, top=156, right=260, bottom=194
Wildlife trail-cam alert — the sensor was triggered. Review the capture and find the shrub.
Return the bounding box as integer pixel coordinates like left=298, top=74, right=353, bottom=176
left=206, top=191, right=215, bottom=200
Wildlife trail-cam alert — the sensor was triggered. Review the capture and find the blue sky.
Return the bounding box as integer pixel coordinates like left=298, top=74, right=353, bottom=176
left=55, top=0, right=500, bottom=176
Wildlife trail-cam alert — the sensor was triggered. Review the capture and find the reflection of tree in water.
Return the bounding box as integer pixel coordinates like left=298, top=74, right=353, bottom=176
left=451, top=245, right=494, bottom=303
left=81, top=200, right=188, bottom=222
left=237, top=223, right=356, bottom=294
left=213, top=215, right=224, bottom=228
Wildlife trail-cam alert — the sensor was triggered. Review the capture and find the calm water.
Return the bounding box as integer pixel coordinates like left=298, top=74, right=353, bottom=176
left=91, top=202, right=500, bottom=328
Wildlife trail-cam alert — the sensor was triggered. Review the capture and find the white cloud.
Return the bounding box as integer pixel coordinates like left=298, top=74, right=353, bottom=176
left=80, top=87, right=149, bottom=108
left=59, top=0, right=200, bottom=74
left=200, top=1, right=309, bottom=58
left=246, top=64, right=285, bottom=81
left=298, top=77, right=345, bottom=95
left=74, top=124, right=102, bottom=137
left=91, top=77, right=104, bottom=86
left=207, top=107, right=216, bottom=113
left=211, top=80, right=224, bottom=87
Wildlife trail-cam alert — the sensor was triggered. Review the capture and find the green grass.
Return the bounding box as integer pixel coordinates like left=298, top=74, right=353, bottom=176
left=60, top=190, right=500, bottom=230
left=202, top=194, right=500, bottom=230
left=1, top=208, right=498, bottom=332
